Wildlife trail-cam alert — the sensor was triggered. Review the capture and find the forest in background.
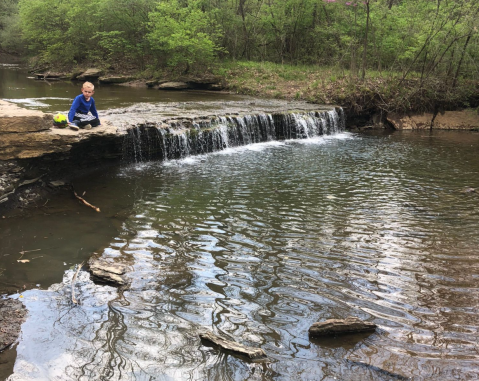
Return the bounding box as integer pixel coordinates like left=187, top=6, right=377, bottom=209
left=1, top=0, right=479, bottom=114
left=1, top=0, right=478, bottom=80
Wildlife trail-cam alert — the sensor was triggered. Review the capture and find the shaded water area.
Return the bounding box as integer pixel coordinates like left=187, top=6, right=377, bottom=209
left=1, top=128, right=479, bottom=380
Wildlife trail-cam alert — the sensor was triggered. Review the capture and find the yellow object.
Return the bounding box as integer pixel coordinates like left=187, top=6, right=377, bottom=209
left=53, top=113, right=68, bottom=127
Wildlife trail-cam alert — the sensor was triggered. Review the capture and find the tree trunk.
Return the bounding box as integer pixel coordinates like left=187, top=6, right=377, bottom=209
left=452, top=33, right=472, bottom=88
left=361, top=1, right=370, bottom=79
left=238, top=0, right=250, bottom=60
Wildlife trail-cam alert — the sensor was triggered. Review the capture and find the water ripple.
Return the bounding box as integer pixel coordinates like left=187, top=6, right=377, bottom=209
left=11, top=131, right=479, bottom=380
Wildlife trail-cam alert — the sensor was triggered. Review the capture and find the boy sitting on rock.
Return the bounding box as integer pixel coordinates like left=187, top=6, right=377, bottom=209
left=68, top=81, right=101, bottom=130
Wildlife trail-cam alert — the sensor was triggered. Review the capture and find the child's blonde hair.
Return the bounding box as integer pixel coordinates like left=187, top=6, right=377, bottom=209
left=82, top=81, right=94, bottom=90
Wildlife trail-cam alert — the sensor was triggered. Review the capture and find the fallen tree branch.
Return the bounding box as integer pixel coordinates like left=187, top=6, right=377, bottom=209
left=18, top=248, right=41, bottom=261
left=72, top=261, right=84, bottom=305
left=72, top=186, right=100, bottom=212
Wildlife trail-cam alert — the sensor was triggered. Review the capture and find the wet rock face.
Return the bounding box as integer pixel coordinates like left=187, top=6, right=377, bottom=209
left=309, top=317, right=377, bottom=337
left=0, top=298, right=27, bottom=352
left=88, top=257, right=128, bottom=286
left=0, top=161, right=24, bottom=205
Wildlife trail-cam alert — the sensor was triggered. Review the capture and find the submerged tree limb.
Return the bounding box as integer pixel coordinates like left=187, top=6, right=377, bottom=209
left=72, top=186, right=100, bottom=212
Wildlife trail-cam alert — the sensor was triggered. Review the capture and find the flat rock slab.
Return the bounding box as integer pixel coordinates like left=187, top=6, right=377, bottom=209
left=199, top=331, right=268, bottom=362
left=158, top=82, right=189, bottom=90
left=0, top=100, right=51, bottom=133
left=0, top=298, right=27, bottom=352
left=0, top=101, right=122, bottom=161
left=49, top=180, right=67, bottom=187
left=99, top=76, right=134, bottom=84
left=309, top=317, right=377, bottom=337
left=88, top=257, right=128, bottom=286
left=77, top=68, right=103, bottom=80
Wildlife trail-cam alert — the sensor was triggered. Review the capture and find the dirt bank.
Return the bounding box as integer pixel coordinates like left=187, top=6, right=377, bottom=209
left=0, top=298, right=27, bottom=352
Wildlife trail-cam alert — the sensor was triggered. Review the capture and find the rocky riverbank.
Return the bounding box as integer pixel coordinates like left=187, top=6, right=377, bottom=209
left=28, top=64, right=479, bottom=130
left=0, top=100, right=124, bottom=212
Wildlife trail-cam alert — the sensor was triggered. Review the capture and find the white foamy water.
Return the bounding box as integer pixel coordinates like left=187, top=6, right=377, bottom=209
left=4, top=97, right=72, bottom=108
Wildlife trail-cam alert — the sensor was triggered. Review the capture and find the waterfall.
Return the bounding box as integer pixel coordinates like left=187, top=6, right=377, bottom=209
left=123, top=108, right=345, bottom=162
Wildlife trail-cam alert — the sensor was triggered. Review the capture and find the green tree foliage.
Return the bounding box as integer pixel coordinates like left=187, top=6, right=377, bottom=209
left=147, top=0, right=224, bottom=72
left=94, top=0, right=156, bottom=66
left=0, top=0, right=23, bottom=54
left=4, top=0, right=478, bottom=82
left=18, top=0, right=101, bottom=63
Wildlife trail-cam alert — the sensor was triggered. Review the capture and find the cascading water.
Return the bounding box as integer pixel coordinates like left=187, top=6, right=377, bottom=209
left=122, top=108, right=345, bottom=162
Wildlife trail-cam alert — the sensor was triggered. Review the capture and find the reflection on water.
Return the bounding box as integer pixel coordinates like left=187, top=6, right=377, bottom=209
left=4, top=130, right=479, bottom=380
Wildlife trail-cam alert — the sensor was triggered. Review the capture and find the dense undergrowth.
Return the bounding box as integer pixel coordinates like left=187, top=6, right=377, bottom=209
left=216, top=61, right=479, bottom=116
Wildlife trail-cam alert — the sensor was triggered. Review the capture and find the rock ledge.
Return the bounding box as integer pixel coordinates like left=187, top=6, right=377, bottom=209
left=309, top=316, right=377, bottom=337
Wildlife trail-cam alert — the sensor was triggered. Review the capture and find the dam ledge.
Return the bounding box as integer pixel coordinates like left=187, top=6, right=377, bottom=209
left=0, top=99, right=345, bottom=210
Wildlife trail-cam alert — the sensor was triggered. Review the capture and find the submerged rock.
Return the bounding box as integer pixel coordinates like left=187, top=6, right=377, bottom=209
left=88, top=257, right=128, bottom=286
left=48, top=180, right=67, bottom=188
left=309, top=317, right=377, bottom=337
left=199, top=331, right=268, bottom=362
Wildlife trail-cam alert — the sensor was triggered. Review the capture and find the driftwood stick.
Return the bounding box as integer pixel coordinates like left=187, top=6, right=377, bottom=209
left=72, top=261, right=84, bottom=305
left=72, top=186, right=100, bottom=212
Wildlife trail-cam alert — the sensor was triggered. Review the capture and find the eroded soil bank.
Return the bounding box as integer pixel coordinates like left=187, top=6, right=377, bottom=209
left=0, top=299, right=26, bottom=352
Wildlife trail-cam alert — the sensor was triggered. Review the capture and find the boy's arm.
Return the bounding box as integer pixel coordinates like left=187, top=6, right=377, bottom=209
left=90, top=98, right=100, bottom=121
left=68, top=96, right=80, bottom=123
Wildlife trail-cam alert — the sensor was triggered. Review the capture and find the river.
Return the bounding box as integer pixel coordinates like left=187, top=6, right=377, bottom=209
left=0, top=63, right=245, bottom=113
left=1, top=63, right=478, bottom=380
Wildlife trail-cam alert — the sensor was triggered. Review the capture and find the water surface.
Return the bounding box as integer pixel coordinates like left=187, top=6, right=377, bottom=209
left=2, top=130, right=479, bottom=380
left=0, top=64, right=245, bottom=113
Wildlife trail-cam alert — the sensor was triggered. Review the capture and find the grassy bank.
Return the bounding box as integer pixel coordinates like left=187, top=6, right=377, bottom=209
left=213, top=61, right=479, bottom=116
left=20, top=56, right=479, bottom=119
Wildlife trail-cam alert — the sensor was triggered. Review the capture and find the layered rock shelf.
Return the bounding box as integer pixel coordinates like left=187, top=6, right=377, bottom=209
left=1, top=99, right=343, bottom=210
left=0, top=100, right=124, bottom=209
left=387, top=110, right=479, bottom=130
